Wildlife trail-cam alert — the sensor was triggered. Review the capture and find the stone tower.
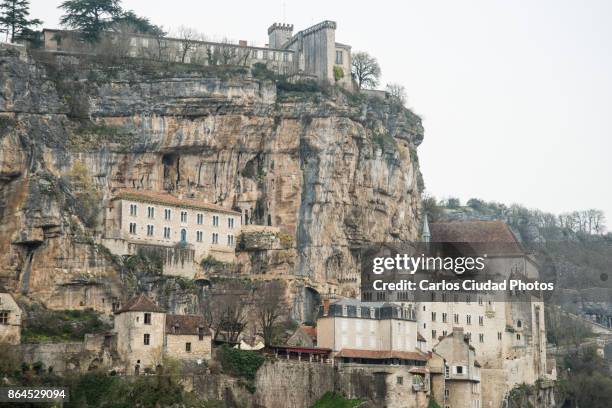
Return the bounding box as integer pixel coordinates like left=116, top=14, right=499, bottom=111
left=268, top=23, right=294, bottom=48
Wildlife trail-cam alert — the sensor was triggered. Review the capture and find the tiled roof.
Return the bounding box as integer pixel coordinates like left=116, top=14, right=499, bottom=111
left=300, top=325, right=317, bottom=340
left=112, top=189, right=240, bottom=215
left=335, top=348, right=428, bottom=362
left=430, top=221, right=523, bottom=255
left=165, top=314, right=210, bottom=336
left=115, top=294, right=164, bottom=314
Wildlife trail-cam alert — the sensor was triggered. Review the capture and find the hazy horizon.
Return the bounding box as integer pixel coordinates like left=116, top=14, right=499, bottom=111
left=28, top=0, right=612, bottom=225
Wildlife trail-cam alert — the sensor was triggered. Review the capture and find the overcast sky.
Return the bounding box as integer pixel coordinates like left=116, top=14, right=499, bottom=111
left=29, top=0, right=612, bottom=222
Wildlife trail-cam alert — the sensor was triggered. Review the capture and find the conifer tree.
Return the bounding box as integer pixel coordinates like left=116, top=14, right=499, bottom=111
left=59, top=0, right=121, bottom=42
left=0, top=0, right=41, bottom=43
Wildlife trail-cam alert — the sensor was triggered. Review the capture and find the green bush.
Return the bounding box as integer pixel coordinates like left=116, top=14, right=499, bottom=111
left=22, top=308, right=111, bottom=343
left=333, top=65, right=344, bottom=82
left=311, top=392, right=363, bottom=408
left=216, top=345, right=265, bottom=382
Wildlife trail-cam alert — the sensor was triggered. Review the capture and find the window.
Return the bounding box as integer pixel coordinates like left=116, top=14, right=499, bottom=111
left=143, top=333, right=150, bottom=345
left=212, top=233, right=219, bottom=244
left=478, top=297, right=483, bottom=305
left=263, top=50, right=268, bottom=60
left=444, top=365, right=450, bottom=379
left=180, top=228, right=187, bottom=242
left=498, top=332, right=502, bottom=340
left=431, top=293, right=436, bottom=301
left=198, top=327, right=205, bottom=341
left=129, top=222, right=137, bottom=234
left=479, top=333, right=484, bottom=343
left=130, top=204, right=137, bottom=216
left=454, top=314, right=459, bottom=324
left=442, top=330, right=447, bottom=337
left=164, top=209, right=171, bottom=220
left=335, top=50, right=343, bottom=64
left=212, top=215, right=219, bottom=226
left=432, top=330, right=437, bottom=339
left=342, top=305, right=348, bottom=317
left=283, top=52, right=288, bottom=62
left=466, top=315, right=472, bottom=325
left=147, top=206, right=154, bottom=219
left=370, top=307, right=375, bottom=318
left=479, top=316, right=484, bottom=326
left=466, top=295, right=471, bottom=304
left=516, top=334, right=521, bottom=341
left=185, top=342, right=191, bottom=352
left=180, top=211, right=187, bottom=223
left=445, top=388, right=450, bottom=398
left=456, top=366, right=464, bottom=375
left=227, top=235, right=234, bottom=246
left=0, top=311, right=8, bottom=324
left=442, top=313, right=448, bottom=323
left=164, top=227, right=171, bottom=239
left=147, top=225, right=154, bottom=236
left=196, top=231, right=203, bottom=242
left=197, top=213, right=203, bottom=225
left=228, top=218, right=235, bottom=228
left=144, top=313, right=151, bottom=325
left=431, top=312, right=436, bottom=321
left=396, top=376, right=403, bottom=385
left=517, top=320, right=522, bottom=328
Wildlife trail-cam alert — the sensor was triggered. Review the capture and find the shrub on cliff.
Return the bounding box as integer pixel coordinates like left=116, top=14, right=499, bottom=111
left=216, top=345, right=264, bottom=381
left=21, top=308, right=111, bottom=343
left=311, top=392, right=364, bottom=408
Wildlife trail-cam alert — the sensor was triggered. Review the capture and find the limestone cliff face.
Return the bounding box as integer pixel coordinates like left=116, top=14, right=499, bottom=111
left=0, top=46, right=424, bottom=311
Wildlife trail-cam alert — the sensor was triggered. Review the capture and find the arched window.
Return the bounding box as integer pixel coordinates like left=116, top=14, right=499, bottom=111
left=180, top=229, right=187, bottom=242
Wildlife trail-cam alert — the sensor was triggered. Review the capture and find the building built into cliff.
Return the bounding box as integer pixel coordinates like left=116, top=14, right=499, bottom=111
left=102, top=190, right=241, bottom=277
left=41, top=20, right=353, bottom=88
left=0, top=293, right=22, bottom=345
left=430, top=327, right=482, bottom=408
left=113, top=294, right=211, bottom=375
left=416, top=219, right=555, bottom=408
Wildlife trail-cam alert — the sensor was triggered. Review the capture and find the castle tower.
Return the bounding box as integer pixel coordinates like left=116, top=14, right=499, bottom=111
left=268, top=23, right=294, bottom=48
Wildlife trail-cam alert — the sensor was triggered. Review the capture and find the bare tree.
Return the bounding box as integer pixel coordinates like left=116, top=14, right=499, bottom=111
left=202, top=280, right=250, bottom=343
left=386, top=83, right=407, bottom=105
left=252, top=280, right=288, bottom=346
left=176, top=25, right=202, bottom=63
left=351, top=51, right=381, bottom=90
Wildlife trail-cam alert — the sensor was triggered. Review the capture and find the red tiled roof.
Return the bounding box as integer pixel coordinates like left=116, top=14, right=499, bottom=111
left=115, top=294, right=164, bottom=314
left=300, top=325, right=317, bottom=340
left=430, top=221, right=523, bottom=255
left=335, top=349, right=428, bottom=362
left=112, top=189, right=240, bottom=215
left=165, top=314, right=210, bottom=336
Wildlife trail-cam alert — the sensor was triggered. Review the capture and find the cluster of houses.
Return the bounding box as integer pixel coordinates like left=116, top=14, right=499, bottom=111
left=1, top=190, right=559, bottom=407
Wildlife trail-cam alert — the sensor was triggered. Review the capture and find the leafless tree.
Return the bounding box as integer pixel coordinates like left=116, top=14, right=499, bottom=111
left=351, top=51, right=381, bottom=90
left=252, top=280, right=288, bottom=346
left=176, top=25, right=202, bottom=63
left=202, top=280, right=250, bottom=343
left=386, top=83, right=407, bottom=105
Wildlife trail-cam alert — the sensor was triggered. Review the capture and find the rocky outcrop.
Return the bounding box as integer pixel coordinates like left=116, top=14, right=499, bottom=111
left=0, top=45, right=424, bottom=313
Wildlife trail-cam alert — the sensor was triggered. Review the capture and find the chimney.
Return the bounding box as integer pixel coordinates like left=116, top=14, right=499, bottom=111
left=322, top=299, right=330, bottom=316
